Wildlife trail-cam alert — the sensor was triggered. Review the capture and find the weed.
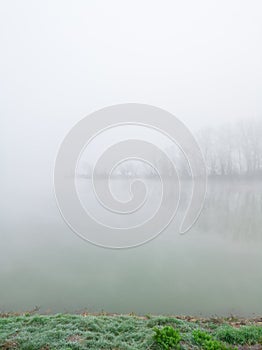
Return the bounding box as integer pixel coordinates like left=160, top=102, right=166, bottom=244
left=153, top=326, right=181, bottom=349
left=192, top=330, right=237, bottom=350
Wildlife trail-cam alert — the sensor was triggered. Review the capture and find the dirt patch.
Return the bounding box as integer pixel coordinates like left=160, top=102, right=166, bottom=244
left=0, top=341, right=18, bottom=350
left=66, top=335, right=85, bottom=343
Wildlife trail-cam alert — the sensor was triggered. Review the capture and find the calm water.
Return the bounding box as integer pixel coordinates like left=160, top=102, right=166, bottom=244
left=1, top=179, right=262, bottom=316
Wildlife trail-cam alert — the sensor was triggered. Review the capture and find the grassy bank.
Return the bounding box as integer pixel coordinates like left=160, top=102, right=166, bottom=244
left=0, top=313, right=262, bottom=350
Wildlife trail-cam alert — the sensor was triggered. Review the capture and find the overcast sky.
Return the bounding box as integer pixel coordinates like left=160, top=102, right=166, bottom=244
left=1, top=0, right=262, bottom=190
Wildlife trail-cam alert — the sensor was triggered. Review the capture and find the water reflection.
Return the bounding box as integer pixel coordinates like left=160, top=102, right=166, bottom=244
left=0, top=180, right=261, bottom=316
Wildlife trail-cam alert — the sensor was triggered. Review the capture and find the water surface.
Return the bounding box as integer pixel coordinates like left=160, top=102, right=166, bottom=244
left=1, top=179, right=261, bottom=316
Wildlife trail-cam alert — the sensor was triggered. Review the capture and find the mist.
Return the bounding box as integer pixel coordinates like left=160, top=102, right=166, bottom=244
left=1, top=0, right=262, bottom=317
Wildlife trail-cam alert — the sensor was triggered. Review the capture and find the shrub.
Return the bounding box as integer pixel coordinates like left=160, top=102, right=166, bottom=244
left=153, top=326, right=181, bottom=349
left=192, top=330, right=237, bottom=350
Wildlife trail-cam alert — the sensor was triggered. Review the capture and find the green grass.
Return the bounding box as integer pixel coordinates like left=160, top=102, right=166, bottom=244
left=0, top=314, right=261, bottom=349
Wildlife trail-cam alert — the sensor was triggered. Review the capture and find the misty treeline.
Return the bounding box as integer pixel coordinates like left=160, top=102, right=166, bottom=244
left=198, top=119, right=262, bottom=178
left=79, top=119, right=262, bottom=180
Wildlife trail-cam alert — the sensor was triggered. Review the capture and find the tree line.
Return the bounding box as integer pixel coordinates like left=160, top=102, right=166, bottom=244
left=78, top=119, right=262, bottom=180
left=197, top=119, right=262, bottom=178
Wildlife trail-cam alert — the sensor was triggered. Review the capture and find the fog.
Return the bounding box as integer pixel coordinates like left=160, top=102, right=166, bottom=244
left=1, top=1, right=262, bottom=316
left=2, top=0, right=262, bottom=186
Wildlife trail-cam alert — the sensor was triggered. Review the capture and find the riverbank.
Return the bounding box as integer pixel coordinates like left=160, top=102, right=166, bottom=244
left=1, top=313, right=262, bottom=349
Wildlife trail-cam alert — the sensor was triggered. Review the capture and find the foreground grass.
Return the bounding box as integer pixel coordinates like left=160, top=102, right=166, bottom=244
left=0, top=314, right=262, bottom=350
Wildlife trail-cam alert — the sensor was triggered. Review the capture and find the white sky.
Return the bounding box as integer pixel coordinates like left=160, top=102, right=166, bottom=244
left=1, top=0, right=262, bottom=189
